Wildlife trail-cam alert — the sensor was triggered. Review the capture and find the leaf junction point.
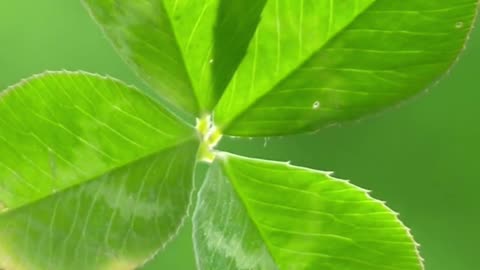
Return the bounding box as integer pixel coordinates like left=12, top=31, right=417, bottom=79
left=197, top=115, right=223, bottom=163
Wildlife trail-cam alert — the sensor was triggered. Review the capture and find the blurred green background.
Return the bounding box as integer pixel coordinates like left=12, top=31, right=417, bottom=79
left=1, top=1, right=479, bottom=269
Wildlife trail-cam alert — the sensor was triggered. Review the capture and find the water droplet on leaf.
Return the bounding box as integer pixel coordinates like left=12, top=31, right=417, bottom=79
left=455, top=21, right=464, bottom=29
left=312, top=101, right=321, bottom=110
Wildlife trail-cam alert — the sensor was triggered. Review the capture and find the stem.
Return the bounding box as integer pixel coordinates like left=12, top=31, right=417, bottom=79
left=196, top=115, right=223, bottom=163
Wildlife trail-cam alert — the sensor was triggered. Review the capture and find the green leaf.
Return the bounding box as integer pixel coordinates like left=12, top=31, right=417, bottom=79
left=0, top=72, right=199, bottom=269
left=213, top=0, right=479, bottom=136
left=83, top=0, right=267, bottom=114
left=193, top=153, right=423, bottom=270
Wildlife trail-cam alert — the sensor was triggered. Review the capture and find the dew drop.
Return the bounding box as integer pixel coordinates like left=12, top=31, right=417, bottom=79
left=209, top=59, right=214, bottom=64
left=312, top=101, right=321, bottom=110
left=455, top=21, right=464, bottom=29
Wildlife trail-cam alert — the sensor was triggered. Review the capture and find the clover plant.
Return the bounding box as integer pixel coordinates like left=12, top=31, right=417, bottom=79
left=0, top=1, right=478, bottom=269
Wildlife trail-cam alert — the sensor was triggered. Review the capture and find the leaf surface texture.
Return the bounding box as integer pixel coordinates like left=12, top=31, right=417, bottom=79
left=0, top=72, right=198, bottom=270
left=84, top=0, right=267, bottom=114
left=85, top=0, right=478, bottom=135
left=194, top=154, right=423, bottom=270
left=214, top=0, right=479, bottom=135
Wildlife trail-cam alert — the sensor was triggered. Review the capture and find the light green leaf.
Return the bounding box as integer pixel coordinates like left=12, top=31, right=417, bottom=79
left=0, top=72, right=199, bottom=269
left=194, top=153, right=423, bottom=270
left=83, top=0, right=267, bottom=114
left=214, top=0, right=479, bottom=136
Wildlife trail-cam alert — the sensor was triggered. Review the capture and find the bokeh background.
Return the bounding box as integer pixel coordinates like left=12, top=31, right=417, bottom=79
left=1, top=1, right=479, bottom=269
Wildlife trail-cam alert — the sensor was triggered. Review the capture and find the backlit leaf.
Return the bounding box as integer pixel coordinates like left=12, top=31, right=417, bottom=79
left=213, top=0, right=479, bottom=136
left=193, top=153, right=423, bottom=270
left=0, top=72, right=199, bottom=269
left=84, top=1, right=478, bottom=135
left=83, top=0, right=267, bottom=114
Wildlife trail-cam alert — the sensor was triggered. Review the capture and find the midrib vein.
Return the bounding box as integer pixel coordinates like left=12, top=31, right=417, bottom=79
left=0, top=135, right=198, bottom=216
left=220, top=159, right=283, bottom=270
left=220, top=0, right=380, bottom=132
